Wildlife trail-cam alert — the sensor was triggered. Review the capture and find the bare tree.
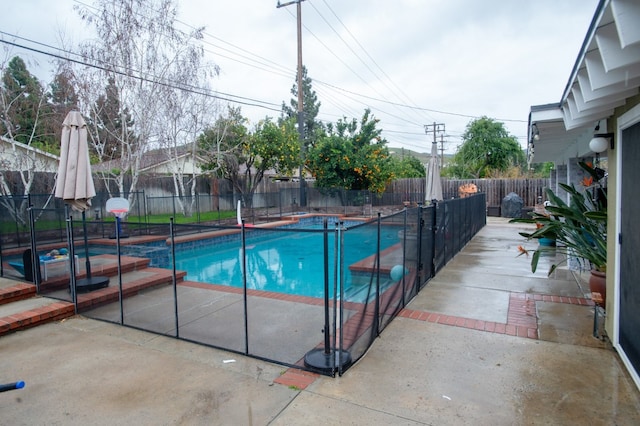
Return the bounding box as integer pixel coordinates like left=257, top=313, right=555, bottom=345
left=0, top=51, right=57, bottom=224
left=198, top=106, right=248, bottom=178
left=73, top=0, right=216, bottom=210
left=157, top=87, right=218, bottom=217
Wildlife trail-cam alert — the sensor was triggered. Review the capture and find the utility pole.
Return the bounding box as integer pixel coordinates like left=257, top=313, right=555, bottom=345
left=424, top=122, right=445, bottom=167
left=439, top=133, right=446, bottom=168
left=277, top=0, right=306, bottom=207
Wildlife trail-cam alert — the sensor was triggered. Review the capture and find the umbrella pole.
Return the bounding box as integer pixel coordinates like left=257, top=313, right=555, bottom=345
left=82, top=211, right=92, bottom=279
left=74, top=210, right=109, bottom=293
left=66, top=210, right=78, bottom=313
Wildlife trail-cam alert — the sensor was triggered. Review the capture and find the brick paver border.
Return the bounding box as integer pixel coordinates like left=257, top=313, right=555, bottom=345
left=399, top=291, right=595, bottom=340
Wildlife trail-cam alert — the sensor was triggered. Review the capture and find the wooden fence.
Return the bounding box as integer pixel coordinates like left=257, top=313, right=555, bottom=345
left=1, top=172, right=550, bottom=216
left=388, top=178, right=550, bottom=207
left=88, top=174, right=549, bottom=208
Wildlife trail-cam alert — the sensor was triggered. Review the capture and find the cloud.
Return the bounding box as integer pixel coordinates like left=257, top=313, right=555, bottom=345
left=0, top=0, right=599, bottom=153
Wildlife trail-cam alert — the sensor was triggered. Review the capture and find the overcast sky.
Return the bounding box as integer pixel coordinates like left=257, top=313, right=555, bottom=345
left=2, top=0, right=599, bottom=154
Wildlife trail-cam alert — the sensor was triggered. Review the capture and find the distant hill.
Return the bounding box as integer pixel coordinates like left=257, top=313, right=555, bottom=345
left=388, top=147, right=453, bottom=164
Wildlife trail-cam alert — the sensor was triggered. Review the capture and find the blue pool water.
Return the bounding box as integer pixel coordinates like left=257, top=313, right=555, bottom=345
left=276, top=216, right=368, bottom=230
left=173, top=225, right=402, bottom=299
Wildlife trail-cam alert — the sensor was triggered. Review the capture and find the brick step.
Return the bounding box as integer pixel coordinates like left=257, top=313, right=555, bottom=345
left=74, top=267, right=186, bottom=312
left=0, top=282, right=37, bottom=305
left=38, top=254, right=151, bottom=292
left=0, top=296, right=74, bottom=336
left=0, top=256, right=186, bottom=336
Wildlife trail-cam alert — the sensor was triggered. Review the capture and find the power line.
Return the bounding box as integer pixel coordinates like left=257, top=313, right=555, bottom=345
left=3, top=2, right=527, bottom=150
left=0, top=35, right=282, bottom=112
left=316, top=0, right=436, bottom=125
left=73, top=0, right=293, bottom=76
left=298, top=4, right=427, bottom=128
left=73, top=0, right=526, bottom=125
left=1, top=32, right=523, bottom=153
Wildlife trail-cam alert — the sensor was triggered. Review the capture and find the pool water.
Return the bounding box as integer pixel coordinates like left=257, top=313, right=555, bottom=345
left=277, top=216, right=367, bottom=230
left=173, top=225, right=402, bottom=300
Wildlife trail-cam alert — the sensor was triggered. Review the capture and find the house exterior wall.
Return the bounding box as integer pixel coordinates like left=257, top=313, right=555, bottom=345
left=0, top=139, right=59, bottom=173
left=606, top=94, right=640, bottom=338
left=143, top=157, right=203, bottom=175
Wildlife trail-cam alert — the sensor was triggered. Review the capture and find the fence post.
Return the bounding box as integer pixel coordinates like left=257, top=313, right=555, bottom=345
left=170, top=217, right=179, bottom=337
left=375, top=213, right=381, bottom=335
left=27, top=205, right=41, bottom=292
left=196, top=192, right=200, bottom=224
left=0, top=219, right=3, bottom=277
left=343, top=189, right=347, bottom=216
left=241, top=220, right=249, bottom=355
left=417, top=203, right=424, bottom=287
left=172, top=193, right=176, bottom=219
left=117, top=210, right=124, bottom=325
left=143, top=189, right=148, bottom=226
left=15, top=196, right=23, bottom=246
left=431, top=202, right=438, bottom=278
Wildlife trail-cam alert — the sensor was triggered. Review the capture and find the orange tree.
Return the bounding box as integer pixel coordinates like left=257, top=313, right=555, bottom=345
left=306, top=109, right=393, bottom=193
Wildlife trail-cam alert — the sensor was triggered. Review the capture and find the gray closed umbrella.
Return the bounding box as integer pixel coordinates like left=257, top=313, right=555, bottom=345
left=55, top=111, right=108, bottom=293
left=55, top=111, right=95, bottom=212
left=425, top=141, right=443, bottom=202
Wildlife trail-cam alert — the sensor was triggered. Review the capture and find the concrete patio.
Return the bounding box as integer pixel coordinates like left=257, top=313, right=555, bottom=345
left=1, top=217, right=639, bottom=425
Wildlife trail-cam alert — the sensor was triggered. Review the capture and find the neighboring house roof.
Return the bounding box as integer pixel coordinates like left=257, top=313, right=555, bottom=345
left=529, top=0, right=640, bottom=164
left=93, top=144, right=205, bottom=176
left=138, top=146, right=205, bottom=175
left=94, top=144, right=296, bottom=178
left=0, top=136, right=60, bottom=173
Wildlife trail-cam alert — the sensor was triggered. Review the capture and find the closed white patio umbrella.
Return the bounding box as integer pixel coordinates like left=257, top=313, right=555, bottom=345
left=425, top=141, right=443, bottom=202
left=55, top=111, right=108, bottom=293
left=55, top=111, right=95, bottom=212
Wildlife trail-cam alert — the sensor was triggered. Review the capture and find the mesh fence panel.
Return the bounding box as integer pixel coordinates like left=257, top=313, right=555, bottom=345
left=244, top=226, right=329, bottom=365
left=376, top=211, right=416, bottom=333
left=2, top=193, right=487, bottom=376
left=337, top=218, right=384, bottom=369
left=419, top=205, right=436, bottom=287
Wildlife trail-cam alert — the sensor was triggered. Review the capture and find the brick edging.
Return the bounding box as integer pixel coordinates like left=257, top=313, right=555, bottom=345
left=0, top=301, right=75, bottom=336
left=399, top=292, right=594, bottom=340
left=273, top=369, right=319, bottom=390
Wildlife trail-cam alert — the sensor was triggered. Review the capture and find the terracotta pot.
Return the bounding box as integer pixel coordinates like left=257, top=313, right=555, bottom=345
left=589, top=269, right=606, bottom=306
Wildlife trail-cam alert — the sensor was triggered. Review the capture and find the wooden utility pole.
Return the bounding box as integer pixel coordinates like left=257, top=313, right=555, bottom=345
left=277, top=0, right=306, bottom=207
left=424, top=122, right=445, bottom=167
left=439, top=133, right=446, bottom=168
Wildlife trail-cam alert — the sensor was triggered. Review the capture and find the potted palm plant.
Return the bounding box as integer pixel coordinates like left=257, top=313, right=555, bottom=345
left=511, top=161, right=607, bottom=302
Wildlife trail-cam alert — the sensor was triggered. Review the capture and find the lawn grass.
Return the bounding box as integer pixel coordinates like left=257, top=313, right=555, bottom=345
left=0, top=210, right=237, bottom=233
left=123, top=210, right=236, bottom=224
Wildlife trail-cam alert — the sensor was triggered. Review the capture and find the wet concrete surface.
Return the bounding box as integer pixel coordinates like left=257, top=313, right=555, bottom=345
left=1, top=217, right=639, bottom=425
left=285, top=320, right=640, bottom=426
left=537, top=301, right=607, bottom=348
left=0, top=318, right=297, bottom=425
left=408, top=283, right=510, bottom=323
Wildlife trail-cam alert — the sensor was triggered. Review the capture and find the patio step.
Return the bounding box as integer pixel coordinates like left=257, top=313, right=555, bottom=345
left=0, top=256, right=185, bottom=336
left=0, top=292, right=75, bottom=336
left=75, top=266, right=186, bottom=313
left=37, top=254, right=152, bottom=293
left=0, top=282, right=36, bottom=305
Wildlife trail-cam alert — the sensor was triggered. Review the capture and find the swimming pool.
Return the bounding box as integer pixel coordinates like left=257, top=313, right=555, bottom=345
left=276, top=216, right=367, bottom=230
left=172, top=225, right=402, bottom=300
